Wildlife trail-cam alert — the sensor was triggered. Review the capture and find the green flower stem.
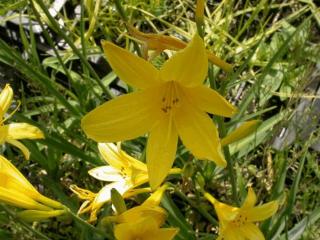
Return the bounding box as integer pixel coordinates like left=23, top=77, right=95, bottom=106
left=65, top=207, right=113, bottom=239
left=172, top=187, right=218, bottom=226
left=208, top=65, right=239, bottom=206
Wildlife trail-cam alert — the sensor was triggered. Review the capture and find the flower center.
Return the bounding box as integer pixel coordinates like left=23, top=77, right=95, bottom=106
left=160, top=81, right=180, bottom=114
left=230, top=214, right=248, bottom=227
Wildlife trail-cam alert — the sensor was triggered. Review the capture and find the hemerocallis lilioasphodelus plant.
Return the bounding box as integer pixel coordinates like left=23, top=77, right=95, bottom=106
left=71, top=143, right=180, bottom=222
left=0, top=84, right=44, bottom=159
left=0, top=155, right=66, bottom=221
left=204, top=188, right=279, bottom=240
left=81, top=34, right=237, bottom=189
left=106, top=184, right=178, bottom=240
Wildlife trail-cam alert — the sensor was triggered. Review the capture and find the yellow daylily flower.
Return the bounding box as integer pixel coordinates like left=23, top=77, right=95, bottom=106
left=204, top=188, right=279, bottom=240
left=71, top=143, right=180, bottom=222
left=82, top=34, right=237, bottom=189
left=127, top=24, right=233, bottom=72
left=110, top=184, right=178, bottom=240
left=114, top=216, right=178, bottom=240
left=0, top=155, right=64, bottom=211
left=0, top=84, right=44, bottom=159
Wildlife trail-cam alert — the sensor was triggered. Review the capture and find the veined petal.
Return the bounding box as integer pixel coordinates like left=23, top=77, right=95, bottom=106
left=239, top=223, right=265, bottom=240
left=160, top=34, right=207, bottom=87
left=0, top=187, right=51, bottom=211
left=242, top=187, right=257, bottom=209
left=69, top=185, right=96, bottom=200
left=0, top=155, right=38, bottom=193
left=223, top=230, right=245, bottom=240
left=174, top=103, right=226, bottom=167
left=4, top=123, right=44, bottom=140
left=0, top=84, right=13, bottom=120
left=245, top=201, right=279, bottom=222
left=184, top=86, right=237, bottom=117
left=102, top=41, right=161, bottom=89
left=98, top=143, right=129, bottom=170
left=88, top=166, right=124, bottom=182
left=6, top=139, right=30, bottom=160
left=204, top=193, right=239, bottom=222
left=143, top=184, right=168, bottom=207
left=82, top=90, right=160, bottom=142
left=147, top=117, right=178, bottom=189
left=116, top=205, right=167, bottom=226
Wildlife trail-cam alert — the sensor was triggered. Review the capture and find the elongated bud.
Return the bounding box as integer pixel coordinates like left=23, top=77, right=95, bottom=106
left=17, top=209, right=66, bottom=222
left=111, top=188, right=127, bottom=214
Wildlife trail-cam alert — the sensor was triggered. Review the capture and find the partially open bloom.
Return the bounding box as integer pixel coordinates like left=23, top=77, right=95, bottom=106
left=71, top=143, right=180, bottom=222
left=82, top=34, right=237, bottom=189
left=205, top=188, right=279, bottom=240
left=0, top=84, right=44, bottom=159
left=127, top=24, right=233, bottom=72
left=109, top=184, right=179, bottom=240
left=0, top=155, right=65, bottom=221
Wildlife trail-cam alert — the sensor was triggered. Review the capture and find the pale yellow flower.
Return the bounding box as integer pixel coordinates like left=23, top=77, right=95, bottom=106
left=71, top=143, right=180, bottom=222
left=0, top=84, right=44, bottom=159
left=82, top=34, right=236, bottom=189
left=205, top=188, right=279, bottom=240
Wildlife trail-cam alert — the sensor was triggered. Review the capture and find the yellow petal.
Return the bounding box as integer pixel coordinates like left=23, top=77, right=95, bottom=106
left=221, top=120, right=260, bottom=146
left=0, top=155, right=38, bottom=193
left=245, top=200, right=279, bottom=222
left=114, top=217, right=159, bottom=240
left=184, top=86, right=237, bottom=117
left=149, top=228, right=179, bottom=240
left=223, top=229, right=245, bottom=240
left=204, top=192, right=239, bottom=222
left=160, top=34, right=207, bottom=87
left=98, top=143, right=129, bottom=170
left=143, top=184, right=168, bottom=207
left=174, top=103, right=226, bottom=167
left=147, top=117, right=178, bottom=189
left=81, top=90, right=159, bottom=142
left=88, top=166, right=124, bottom=182
left=17, top=209, right=66, bottom=222
left=89, top=181, right=130, bottom=222
left=242, top=187, right=257, bottom=209
left=239, top=223, right=265, bottom=240
left=207, top=52, right=233, bottom=72
left=6, top=139, right=30, bottom=160
left=0, top=187, right=51, bottom=210
left=101, top=41, right=161, bottom=89
left=116, top=205, right=167, bottom=226
left=0, top=84, right=13, bottom=120
left=4, top=123, right=44, bottom=140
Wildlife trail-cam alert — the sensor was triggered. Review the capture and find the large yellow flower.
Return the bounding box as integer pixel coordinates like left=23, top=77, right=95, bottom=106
left=0, top=155, right=64, bottom=213
left=0, top=84, right=44, bottom=159
left=71, top=143, right=180, bottom=222
left=82, top=34, right=236, bottom=189
left=205, top=188, right=279, bottom=240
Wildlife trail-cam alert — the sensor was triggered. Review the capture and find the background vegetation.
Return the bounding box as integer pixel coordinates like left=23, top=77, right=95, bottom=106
left=0, top=0, right=319, bottom=239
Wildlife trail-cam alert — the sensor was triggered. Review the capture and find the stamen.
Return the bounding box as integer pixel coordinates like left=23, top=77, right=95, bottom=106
left=160, top=82, right=180, bottom=114
left=0, top=100, right=21, bottom=125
